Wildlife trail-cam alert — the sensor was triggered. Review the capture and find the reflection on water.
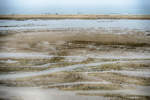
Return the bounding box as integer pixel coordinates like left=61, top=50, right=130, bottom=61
left=0, top=19, right=150, bottom=31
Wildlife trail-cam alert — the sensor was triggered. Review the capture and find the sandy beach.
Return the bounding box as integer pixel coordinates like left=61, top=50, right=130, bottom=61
left=0, top=14, right=150, bottom=20
left=0, top=18, right=150, bottom=100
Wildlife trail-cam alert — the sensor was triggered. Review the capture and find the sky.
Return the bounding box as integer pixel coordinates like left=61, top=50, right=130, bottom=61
left=0, top=0, right=150, bottom=14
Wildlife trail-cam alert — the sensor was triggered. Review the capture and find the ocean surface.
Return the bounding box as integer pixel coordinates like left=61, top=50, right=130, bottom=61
left=1, top=7, right=150, bottom=15
left=1, top=8, right=150, bottom=15
left=0, top=19, right=150, bottom=31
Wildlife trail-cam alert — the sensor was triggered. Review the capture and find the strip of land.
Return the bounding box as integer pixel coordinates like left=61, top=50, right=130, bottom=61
left=0, top=14, right=150, bottom=19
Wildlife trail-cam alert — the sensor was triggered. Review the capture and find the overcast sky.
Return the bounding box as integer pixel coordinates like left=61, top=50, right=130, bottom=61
left=0, top=0, right=150, bottom=14
left=0, top=0, right=145, bottom=7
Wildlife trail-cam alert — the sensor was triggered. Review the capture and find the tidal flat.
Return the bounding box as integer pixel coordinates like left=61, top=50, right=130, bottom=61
left=0, top=19, right=150, bottom=100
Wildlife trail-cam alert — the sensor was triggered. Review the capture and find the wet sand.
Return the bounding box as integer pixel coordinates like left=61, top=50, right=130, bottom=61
left=0, top=19, right=150, bottom=100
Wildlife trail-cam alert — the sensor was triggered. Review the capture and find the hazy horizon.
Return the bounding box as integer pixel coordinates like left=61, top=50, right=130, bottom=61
left=0, top=0, right=150, bottom=15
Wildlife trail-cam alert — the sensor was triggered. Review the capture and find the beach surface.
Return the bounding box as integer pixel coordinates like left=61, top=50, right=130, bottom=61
left=0, top=18, right=150, bottom=100
left=0, top=14, right=150, bottom=20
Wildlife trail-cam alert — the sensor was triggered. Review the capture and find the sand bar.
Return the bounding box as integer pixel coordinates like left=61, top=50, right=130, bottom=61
left=0, top=14, right=150, bottom=19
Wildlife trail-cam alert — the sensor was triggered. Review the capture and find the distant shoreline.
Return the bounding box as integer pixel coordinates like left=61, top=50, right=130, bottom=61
left=0, top=14, right=150, bottom=20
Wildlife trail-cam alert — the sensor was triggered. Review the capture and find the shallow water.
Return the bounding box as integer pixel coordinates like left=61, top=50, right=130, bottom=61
left=0, top=61, right=127, bottom=80
left=0, top=52, right=53, bottom=59
left=0, top=86, right=107, bottom=100
left=0, top=19, right=150, bottom=31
